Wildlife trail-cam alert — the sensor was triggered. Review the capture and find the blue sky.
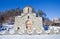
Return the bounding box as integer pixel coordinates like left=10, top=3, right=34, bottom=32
left=0, top=0, right=60, bottom=20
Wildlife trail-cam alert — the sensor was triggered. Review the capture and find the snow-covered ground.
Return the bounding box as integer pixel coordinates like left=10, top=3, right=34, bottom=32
left=0, top=35, right=60, bottom=39
left=0, top=25, right=60, bottom=35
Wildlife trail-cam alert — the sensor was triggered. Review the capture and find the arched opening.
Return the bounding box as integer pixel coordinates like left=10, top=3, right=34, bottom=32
left=28, top=8, right=29, bottom=13
left=25, top=20, right=32, bottom=29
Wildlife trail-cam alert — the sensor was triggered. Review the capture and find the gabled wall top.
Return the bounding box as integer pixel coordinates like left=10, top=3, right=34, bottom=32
left=23, top=6, right=35, bottom=13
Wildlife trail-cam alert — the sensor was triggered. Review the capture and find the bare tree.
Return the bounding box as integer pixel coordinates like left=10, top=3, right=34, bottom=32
left=38, top=9, right=46, bottom=17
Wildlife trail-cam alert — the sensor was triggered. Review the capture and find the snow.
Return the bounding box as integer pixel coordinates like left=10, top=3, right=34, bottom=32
left=0, top=35, right=60, bottom=39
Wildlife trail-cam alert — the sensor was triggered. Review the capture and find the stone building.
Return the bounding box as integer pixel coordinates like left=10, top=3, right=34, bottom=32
left=51, top=18, right=60, bottom=26
left=14, top=6, right=43, bottom=33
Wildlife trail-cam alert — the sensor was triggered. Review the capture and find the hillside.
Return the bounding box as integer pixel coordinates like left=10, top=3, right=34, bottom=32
left=0, top=8, right=21, bottom=23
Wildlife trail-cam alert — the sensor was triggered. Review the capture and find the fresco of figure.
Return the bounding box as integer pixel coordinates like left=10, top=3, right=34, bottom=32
left=25, top=20, right=33, bottom=30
